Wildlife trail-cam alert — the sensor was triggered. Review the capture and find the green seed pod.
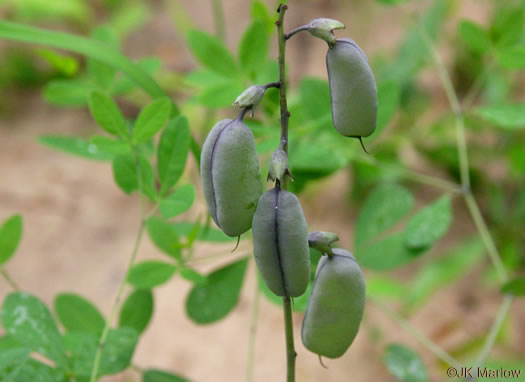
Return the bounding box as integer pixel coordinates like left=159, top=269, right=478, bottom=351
left=252, top=188, right=310, bottom=297
left=326, top=38, right=377, bottom=138
left=302, top=248, right=365, bottom=358
left=200, top=118, right=262, bottom=237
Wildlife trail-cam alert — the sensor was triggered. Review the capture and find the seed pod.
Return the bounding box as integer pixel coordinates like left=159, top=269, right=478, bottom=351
left=200, top=118, right=262, bottom=237
left=252, top=188, right=310, bottom=297
left=302, top=248, right=365, bottom=359
left=326, top=38, right=377, bottom=138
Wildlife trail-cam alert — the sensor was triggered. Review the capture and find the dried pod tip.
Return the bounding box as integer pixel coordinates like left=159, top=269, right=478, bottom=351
left=307, top=231, right=339, bottom=256
left=233, top=85, right=265, bottom=112
left=267, top=148, right=292, bottom=183
left=308, top=18, right=345, bottom=46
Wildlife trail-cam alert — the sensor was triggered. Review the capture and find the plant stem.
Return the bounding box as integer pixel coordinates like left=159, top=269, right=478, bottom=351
left=468, top=295, right=513, bottom=381
left=464, top=193, right=508, bottom=282
left=283, top=296, right=296, bottom=382
left=90, top=152, right=147, bottom=382
left=276, top=5, right=296, bottom=382
left=0, top=268, right=20, bottom=291
left=277, top=4, right=290, bottom=156
left=211, top=0, right=226, bottom=41
left=420, top=23, right=513, bottom=378
left=369, top=297, right=463, bottom=370
left=89, top=220, right=145, bottom=382
left=284, top=25, right=309, bottom=40
left=246, top=270, right=261, bottom=382
left=421, top=29, right=508, bottom=283
left=423, top=33, right=470, bottom=190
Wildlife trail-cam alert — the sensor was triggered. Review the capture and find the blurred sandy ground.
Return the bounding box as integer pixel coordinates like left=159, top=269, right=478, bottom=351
left=0, top=0, right=523, bottom=381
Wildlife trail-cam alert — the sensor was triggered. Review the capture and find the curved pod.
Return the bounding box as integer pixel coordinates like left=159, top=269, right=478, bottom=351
left=252, top=188, right=310, bottom=297
left=302, top=248, right=365, bottom=358
left=200, top=119, right=262, bottom=237
left=327, top=38, right=378, bottom=138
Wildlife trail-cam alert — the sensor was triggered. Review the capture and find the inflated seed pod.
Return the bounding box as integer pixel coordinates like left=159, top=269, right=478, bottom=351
left=252, top=188, right=310, bottom=297
left=302, top=248, right=365, bottom=359
left=326, top=38, right=377, bottom=138
left=200, top=117, right=262, bottom=237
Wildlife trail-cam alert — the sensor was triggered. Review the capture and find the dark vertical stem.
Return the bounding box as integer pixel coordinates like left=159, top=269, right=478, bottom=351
left=282, top=296, right=296, bottom=382
left=277, top=4, right=290, bottom=156
left=276, top=4, right=296, bottom=382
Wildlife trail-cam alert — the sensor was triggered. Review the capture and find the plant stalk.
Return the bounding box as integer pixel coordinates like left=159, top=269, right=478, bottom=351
left=276, top=4, right=296, bottom=382
left=421, top=28, right=508, bottom=283
left=90, top=153, right=147, bottom=382
left=0, top=268, right=20, bottom=291
left=211, top=0, right=226, bottom=41
left=369, top=296, right=462, bottom=370
left=420, top=23, right=512, bottom=376
left=467, top=295, right=513, bottom=381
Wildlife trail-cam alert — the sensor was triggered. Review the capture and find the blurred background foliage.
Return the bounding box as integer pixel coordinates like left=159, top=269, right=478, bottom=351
left=0, top=0, right=524, bottom=381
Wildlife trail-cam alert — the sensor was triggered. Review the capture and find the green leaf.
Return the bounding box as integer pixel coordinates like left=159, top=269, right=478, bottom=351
left=0, top=21, right=171, bottom=103
left=458, top=20, right=491, bottom=53
left=2, top=292, right=67, bottom=367
left=498, top=45, right=525, bottom=69
left=88, top=90, right=128, bottom=138
left=42, top=79, right=94, bottom=106
left=384, top=344, right=429, bottom=382
left=475, top=103, right=525, bottom=129
left=187, top=30, right=237, bottom=78
left=54, top=293, right=105, bottom=333
left=198, top=80, right=245, bottom=108
left=239, top=21, right=268, bottom=78
left=0, top=214, right=22, bottom=266
left=38, top=135, right=115, bottom=161
left=127, top=260, right=176, bottom=289
left=0, top=347, right=29, bottom=380
left=37, top=49, right=78, bottom=76
left=185, top=258, right=248, bottom=324
left=90, top=135, right=130, bottom=155
left=366, top=276, right=408, bottom=299
left=64, top=328, right=138, bottom=377
left=380, top=0, right=448, bottom=86
left=112, top=153, right=156, bottom=200
left=251, top=1, right=274, bottom=34
left=180, top=267, right=207, bottom=285
left=159, top=185, right=195, bottom=219
left=299, top=77, right=331, bottom=121
left=404, top=196, right=452, bottom=251
left=9, top=358, right=64, bottom=382
left=501, top=277, right=525, bottom=297
left=88, top=27, right=118, bottom=89
left=357, top=233, right=420, bottom=270
left=119, top=289, right=153, bottom=333
left=184, top=69, right=227, bottom=87
left=143, top=369, right=189, bottom=382
left=355, top=184, right=414, bottom=248
left=132, top=98, right=171, bottom=144
left=171, top=222, right=235, bottom=242
left=372, top=80, right=400, bottom=139
left=157, top=116, right=190, bottom=195
left=146, top=217, right=182, bottom=260
left=490, top=6, right=524, bottom=47
left=404, top=238, right=484, bottom=310
left=113, top=57, right=162, bottom=94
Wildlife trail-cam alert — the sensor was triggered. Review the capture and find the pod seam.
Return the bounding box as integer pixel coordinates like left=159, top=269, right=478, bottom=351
left=273, top=188, right=289, bottom=297
left=208, top=119, right=236, bottom=229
